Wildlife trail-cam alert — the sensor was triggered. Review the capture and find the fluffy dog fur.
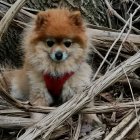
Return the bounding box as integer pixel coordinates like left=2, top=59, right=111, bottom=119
left=9, top=9, right=93, bottom=120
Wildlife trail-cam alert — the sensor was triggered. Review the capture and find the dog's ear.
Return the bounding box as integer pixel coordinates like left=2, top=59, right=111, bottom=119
left=70, top=11, right=83, bottom=26
left=35, top=11, right=49, bottom=29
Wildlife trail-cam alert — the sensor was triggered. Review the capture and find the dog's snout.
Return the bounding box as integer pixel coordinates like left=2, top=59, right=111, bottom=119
left=55, top=51, right=63, bottom=60
left=50, top=50, right=68, bottom=62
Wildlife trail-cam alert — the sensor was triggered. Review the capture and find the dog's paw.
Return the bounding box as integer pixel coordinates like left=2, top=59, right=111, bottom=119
left=61, top=87, right=75, bottom=103
left=44, top=91, right=53, bottom=105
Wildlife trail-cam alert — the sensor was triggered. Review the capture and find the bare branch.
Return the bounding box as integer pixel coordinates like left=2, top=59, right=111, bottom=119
left=0, top=0, right=27, bottom=41
left=104, top=0, right=140, bottom=34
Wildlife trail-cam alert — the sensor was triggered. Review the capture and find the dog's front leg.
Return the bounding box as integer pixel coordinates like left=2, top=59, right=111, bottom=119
left=29, top=85, right=53, bottom=120
left=28, top=72, right=53, bottom=120
left=61, top=86, right=75, bottom=103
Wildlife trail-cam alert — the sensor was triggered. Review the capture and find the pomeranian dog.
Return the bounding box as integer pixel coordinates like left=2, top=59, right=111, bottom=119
left=8, top=8, right=94, bottom=120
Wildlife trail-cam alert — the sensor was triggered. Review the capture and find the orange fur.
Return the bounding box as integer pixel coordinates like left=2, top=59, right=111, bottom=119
left=30, top=9, right=87, bottom=48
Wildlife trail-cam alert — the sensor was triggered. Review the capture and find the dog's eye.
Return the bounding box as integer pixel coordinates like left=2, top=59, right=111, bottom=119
left=64, top=40, right=72, bottom=48
left=46, top=39, right=55, bottom=47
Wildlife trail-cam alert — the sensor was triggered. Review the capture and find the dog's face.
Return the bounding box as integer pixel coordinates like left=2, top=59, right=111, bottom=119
left=43, top=38, right=74, bottom=62
left=25, top=9, right=88, bottom=74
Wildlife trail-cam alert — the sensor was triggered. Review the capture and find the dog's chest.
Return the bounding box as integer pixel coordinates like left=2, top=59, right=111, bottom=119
left=43, top=72, right=74, bottom=97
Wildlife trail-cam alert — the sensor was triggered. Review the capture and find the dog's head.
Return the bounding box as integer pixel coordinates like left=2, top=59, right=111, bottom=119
left=24, top=9, right=89, bottom=75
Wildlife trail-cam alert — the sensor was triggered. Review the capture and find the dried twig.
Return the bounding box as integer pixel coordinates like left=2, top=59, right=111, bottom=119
left=106, top=9, right=112, bottom=28
left=18, top=51, right=140, bottom=140
left=107, top=14, right=132, bottom=70
left=92, top=5, right=140, bottom=80
left=0, top=0, right=27, bottom=41
left=104, top=0, right=140, bottom=33
left=72, top=114, right=82, bottom=140
left=0, top=0, right=35, bottom=19
left=106, top=109, right=140, bottom=140
left=120, top=78, right=140, bottom=89
left=123, top=67, right=140, bottom=127
left=92, top=19, right=130, bottom=80
left=80, top=127, right=104, bottom=140
left=127, top=0, right=136, bottom=13
left=1, top=100, right=140, bottom=116
left=90, top=45, right=111, bottom=65
left=0, top=115, right=34, bottom=129
left=87, top=28, right=140, bottom=46
left=114, top=113, right=140, bottom=140
left=104, top=110, right=138, bottom=140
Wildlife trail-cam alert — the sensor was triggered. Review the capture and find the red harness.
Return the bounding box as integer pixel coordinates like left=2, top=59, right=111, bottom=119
left=43, top=72, right=74, bottom=97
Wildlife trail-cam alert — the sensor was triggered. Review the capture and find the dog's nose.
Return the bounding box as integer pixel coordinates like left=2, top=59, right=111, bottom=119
left=55, top=51, right=63, bottom=60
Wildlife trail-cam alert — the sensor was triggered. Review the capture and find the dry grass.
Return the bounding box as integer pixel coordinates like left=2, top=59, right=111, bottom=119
left=0, top=0, right=140, bottom=140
